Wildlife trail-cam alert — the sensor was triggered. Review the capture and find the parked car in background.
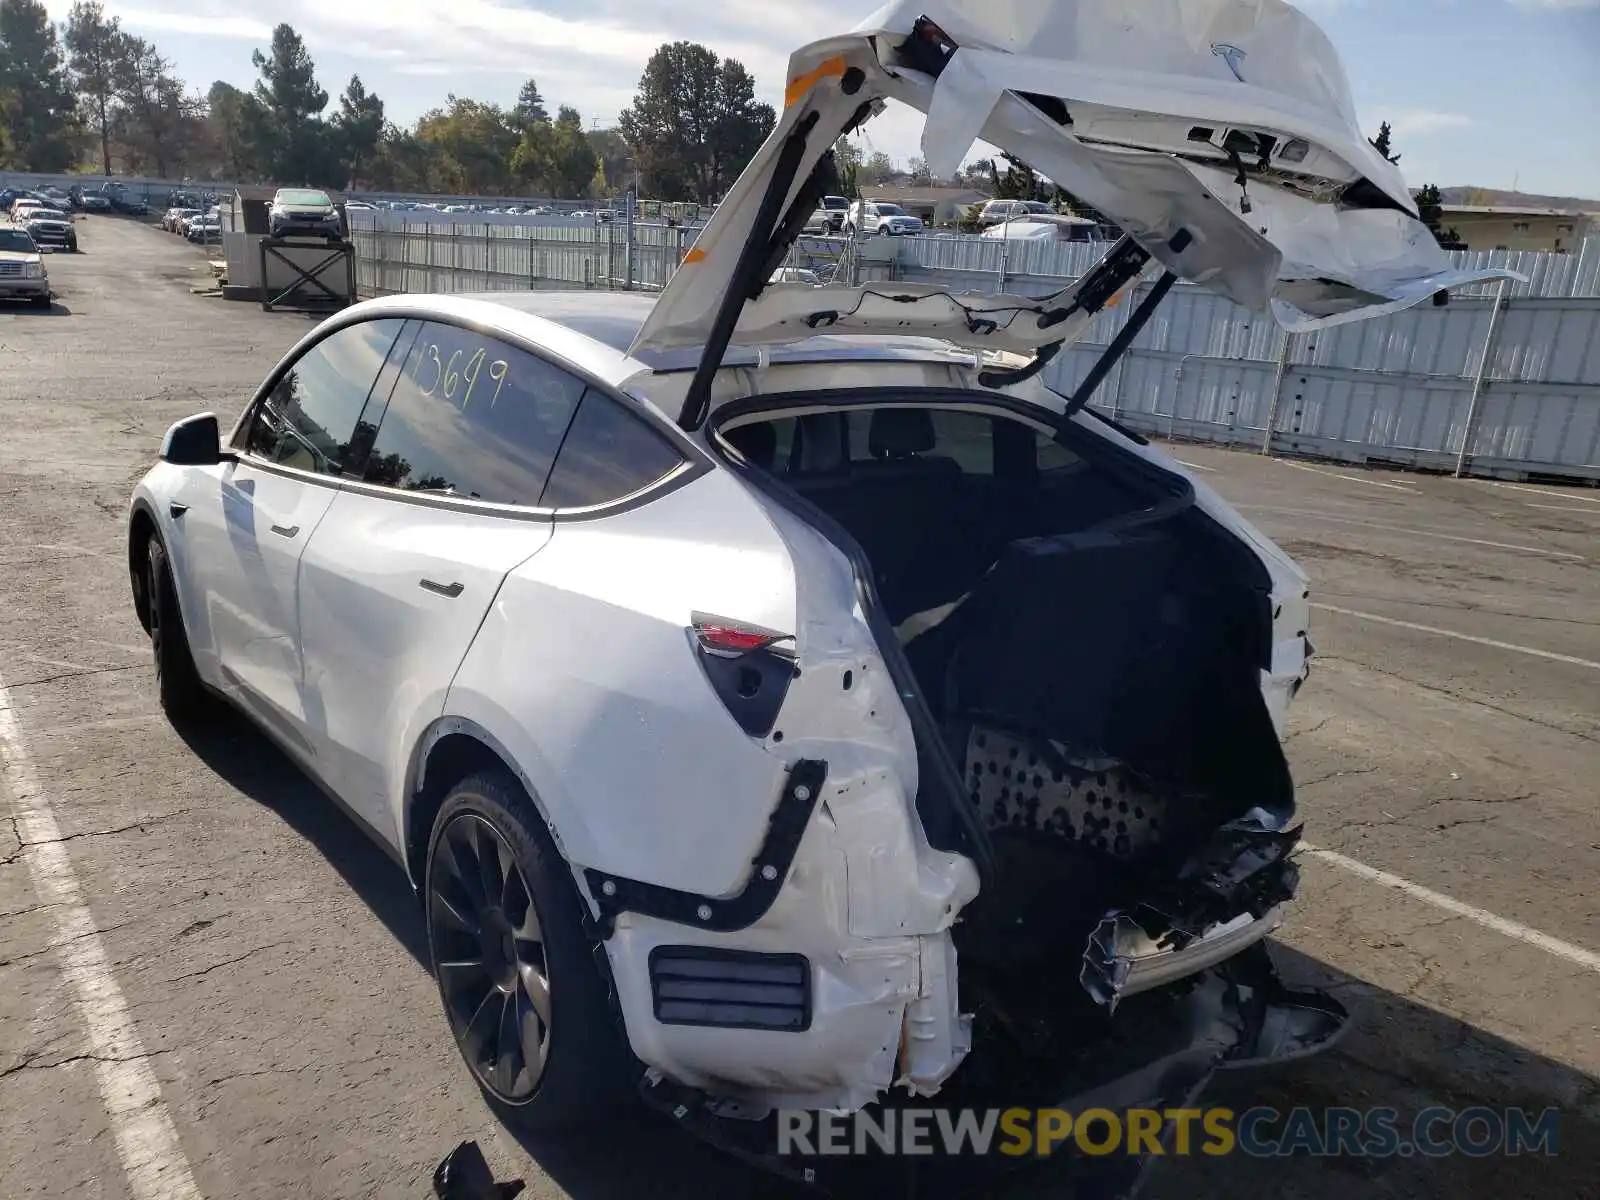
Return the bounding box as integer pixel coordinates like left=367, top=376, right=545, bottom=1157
left=267, top=187, right=342, bottom=240
left=19, top=207, right=77, bottom=252
left=819, top=194, right=850, bottom=231
left=80, top=190, right=113, bottom=213
left=164, top=207, right=199, bottom=233
left=104, top=185, right=150, bottom=216
left=980, top=213, right=1113, bottom=244
left=0, top=227, right=50, bottom=307
left=185, top=216, right=222, bottom=244
left=802, top=208, right=831, bottom=234
left=844, top=199, right=925, bottom=236
left=768, top=265, right=823, bottom=284
left=978, top=199, right=1052, bottom=226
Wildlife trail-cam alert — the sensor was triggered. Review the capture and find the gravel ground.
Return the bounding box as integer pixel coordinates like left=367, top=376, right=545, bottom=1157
left=1, top=216, right=1595, bottom=1199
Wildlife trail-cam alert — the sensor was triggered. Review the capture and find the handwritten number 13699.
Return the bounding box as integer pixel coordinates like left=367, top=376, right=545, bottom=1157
left=413, top=342, right=509, bottom=410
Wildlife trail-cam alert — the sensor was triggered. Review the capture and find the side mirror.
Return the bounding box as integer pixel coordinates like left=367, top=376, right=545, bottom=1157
left=160, top=412, right=223, bottom=466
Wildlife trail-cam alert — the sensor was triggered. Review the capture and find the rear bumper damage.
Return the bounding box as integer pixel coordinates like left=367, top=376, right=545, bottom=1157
left=642, top=941, right=1348, bottom=1198
left=605, top=763, right=1333, bottom=1167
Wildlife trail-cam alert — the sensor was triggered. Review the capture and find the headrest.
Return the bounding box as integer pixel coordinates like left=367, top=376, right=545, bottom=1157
left=868, top=408, right=936, bottom=458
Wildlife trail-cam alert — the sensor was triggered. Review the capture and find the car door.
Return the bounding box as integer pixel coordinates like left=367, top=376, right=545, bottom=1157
left=171, top=317, right=407, bottom=752
left=295, top=319, right=581, bottom=844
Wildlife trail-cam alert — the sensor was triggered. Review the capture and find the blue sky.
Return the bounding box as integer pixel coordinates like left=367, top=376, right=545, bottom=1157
left=43, top=0, right=1600, bottom=198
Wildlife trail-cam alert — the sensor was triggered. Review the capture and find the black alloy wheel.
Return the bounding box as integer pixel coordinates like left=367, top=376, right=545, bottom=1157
left=424, top=770, right=634, bottom=1128
left=145, top=534, right=205, bottom=715
left=428, top=810, right=553, bottom=1102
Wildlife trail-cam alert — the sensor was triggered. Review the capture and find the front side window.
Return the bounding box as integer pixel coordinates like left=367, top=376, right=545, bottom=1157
left=242, top=318, right=405, bottom=476
left=540, top=390, right=684, bottom=509
left=359, top=321, right=585, bottom=505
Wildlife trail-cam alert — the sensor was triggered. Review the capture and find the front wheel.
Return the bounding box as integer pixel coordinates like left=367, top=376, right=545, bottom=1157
left=425, top=769, right=634, bottom=1130
left=145, top=534, right=207, bottom=717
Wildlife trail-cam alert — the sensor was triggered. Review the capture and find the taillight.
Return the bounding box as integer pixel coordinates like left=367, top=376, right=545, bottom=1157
left=691, top=614, right=794, bottom=659
left=689, top=613, right=797, bottom=737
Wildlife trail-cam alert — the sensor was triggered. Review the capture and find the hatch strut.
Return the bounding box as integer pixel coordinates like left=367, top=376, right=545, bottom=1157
left=1062, top=270, right=1178, bottom=417
left=678, top=113, right=822, bottom=433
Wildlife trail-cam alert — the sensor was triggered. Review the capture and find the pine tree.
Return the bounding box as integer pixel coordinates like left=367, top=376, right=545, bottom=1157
left=1370, top=121, right=1401, bottom=165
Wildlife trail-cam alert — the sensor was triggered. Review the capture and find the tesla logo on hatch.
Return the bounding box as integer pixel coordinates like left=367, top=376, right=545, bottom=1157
left=1211, top=43, right=1248, bottom=83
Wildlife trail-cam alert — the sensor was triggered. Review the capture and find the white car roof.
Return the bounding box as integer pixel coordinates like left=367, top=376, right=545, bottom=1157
left=328, top=291, right=979, bottom=391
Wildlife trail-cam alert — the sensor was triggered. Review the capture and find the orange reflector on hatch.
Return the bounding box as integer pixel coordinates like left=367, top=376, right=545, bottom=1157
left=785, top=56, right=847, bottom=108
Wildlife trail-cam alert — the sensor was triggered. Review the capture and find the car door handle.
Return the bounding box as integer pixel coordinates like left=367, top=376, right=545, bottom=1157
left=269, top=523, right=300, bottom=538
left=419, top=579, right=464, bottom=598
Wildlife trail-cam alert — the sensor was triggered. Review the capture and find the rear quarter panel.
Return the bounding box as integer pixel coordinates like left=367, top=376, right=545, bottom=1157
left=445, top=468, right=804, bottom=896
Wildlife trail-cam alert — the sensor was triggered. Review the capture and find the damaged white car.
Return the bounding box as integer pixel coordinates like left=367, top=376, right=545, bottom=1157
left=127, top=0, right=1516, bottom=1191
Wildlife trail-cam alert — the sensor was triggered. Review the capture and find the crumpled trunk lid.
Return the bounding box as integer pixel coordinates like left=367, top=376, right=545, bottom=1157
left=630, top=0, right=1521, bottom=425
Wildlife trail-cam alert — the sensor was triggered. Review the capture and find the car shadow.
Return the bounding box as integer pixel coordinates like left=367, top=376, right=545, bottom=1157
left=169, top=709, right=1598, bottom=1200
left=170, top=706, right=430, bottom=966
left=0, top=299, right=71, bottom=316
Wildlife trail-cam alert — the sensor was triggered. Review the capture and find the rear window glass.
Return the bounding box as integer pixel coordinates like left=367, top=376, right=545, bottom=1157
left=359, top=321, right=585, bottom=504
left=539, top=391, right=684, bottom=508
left=730, top=407, right=1080, bottom=479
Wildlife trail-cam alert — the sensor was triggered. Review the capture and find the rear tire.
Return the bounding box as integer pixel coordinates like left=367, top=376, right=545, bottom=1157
left=425, top=768, right=634, bottom=1131
left=145, top=535, right=207, bottom=718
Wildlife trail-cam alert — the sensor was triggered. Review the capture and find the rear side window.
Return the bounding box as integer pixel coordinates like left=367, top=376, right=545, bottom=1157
left=360, top=321, right=585, bottom=504
left=243, top=318, right=404, bottom=476
left=540, top=390, right=684, bottom=508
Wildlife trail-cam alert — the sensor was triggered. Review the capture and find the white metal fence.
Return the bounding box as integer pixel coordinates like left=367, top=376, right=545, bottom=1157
left=344, top=209, right=1598, bottom=481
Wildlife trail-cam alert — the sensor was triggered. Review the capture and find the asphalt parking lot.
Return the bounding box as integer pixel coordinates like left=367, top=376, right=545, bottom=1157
left=2, top=216, right=1595, bottom=1199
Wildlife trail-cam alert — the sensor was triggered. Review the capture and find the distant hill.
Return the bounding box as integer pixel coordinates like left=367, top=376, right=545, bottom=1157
left=1434, top=187, right=1600, bottom=211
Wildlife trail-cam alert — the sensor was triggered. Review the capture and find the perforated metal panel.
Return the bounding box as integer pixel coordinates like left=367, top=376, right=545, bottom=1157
left=964, top=724, right=1169, bottom=861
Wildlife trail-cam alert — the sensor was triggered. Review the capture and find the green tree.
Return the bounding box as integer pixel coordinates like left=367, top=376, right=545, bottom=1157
left=332, top=73, right=383, bottom=187
left=511, top=105, right=596, bottom=198
left=833, top=137, right=861, bottom=197
left=861, top=150, right=894, bottom=185
left=0, top=0, right=77, bottom=171
left=416, top=96, right=517, bottom=193
left=1414, top=183, right=1464, bottom=251
left=64, top=1, right=129, bottom=175
left=1370, top=120, right=1401, bottom=165
left=513, top=78, right=547, bottom=128
left=618, top=41, right=775, bottom=202
left=366, top=121, right=439, bottom=192
left=907, top=155, right=932, bottom=186
left=584, top=127, right=634, bottom=195
left=205, top=80, right=250, bottom=179
left=112, top=37, right=196, bottom=177
left=247, top=23, right=331, bottom=183
left=991, top=154, right=1040, bottom=200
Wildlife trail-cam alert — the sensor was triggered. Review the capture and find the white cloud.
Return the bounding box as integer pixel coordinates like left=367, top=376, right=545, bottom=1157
left=109, top=8, right=271, bottom=39
left=1387, top=110, right=1473, bottom=137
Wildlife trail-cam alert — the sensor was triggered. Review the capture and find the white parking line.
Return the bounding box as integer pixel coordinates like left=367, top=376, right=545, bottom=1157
left=1300, top=844, right=1600, bottom=973
left=1174, top=459, right=1217, bottom=473
left=1241, top=505, right=1587, bottom=561
left=1524, top=503, right=1600, bottom=516
left=0, top=669, right=202, bottom=1200
left=1311, top=603, right=1600, bottom=670
left=1275, top=459, right=1420, bottom=493
left=1489, top=481, right=1600, bottom=506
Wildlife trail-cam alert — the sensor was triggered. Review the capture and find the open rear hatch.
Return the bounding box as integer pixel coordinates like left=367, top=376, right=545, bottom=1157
left=629, top=0, right=1521, bottom=430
